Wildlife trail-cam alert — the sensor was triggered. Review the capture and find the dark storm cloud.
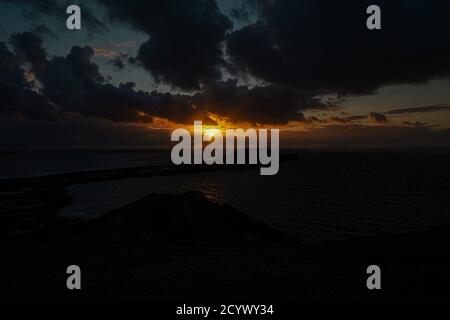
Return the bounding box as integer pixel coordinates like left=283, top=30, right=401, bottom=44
left=0, top=42, right=27, bottom=87
left=0, top=82, right=58, bottom=121
left=0, top=32, right=204, bottom=124
left=319, top=112, right=389, bottom=124
left=346, top=115, right=367, bottom=121
left=108, top=54, right=127, bottom=71
left=0, top=0, right=108, bottom=35
left=386, top=104, right=450, bottom=115
left=95, top=0, right=232, bottom=90
left=368, top=112, right=388, bottom=124
left=2, top=32, right=335, bottom=125
left=10, top=32, right=48, bottom=75
left=229, top=2, right=254, bottom=22
left=3, top=30, right=332, bottom=125
left=323, top=112, right=387, bottom=124
left=328, top=116, right=352, bottom=124
left=192, top=79, right=332, bottom=125
left=227, top=0, right=450, bottom=95
left=3, top=0, right=450, bottom=128
left=0, top=1, right=449, bottom=148
left=0, top=41, right=57, bottom=120
left=38, top=45, right=208, bottom=124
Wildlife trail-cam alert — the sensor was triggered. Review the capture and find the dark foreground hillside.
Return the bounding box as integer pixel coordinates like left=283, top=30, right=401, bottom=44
left=1, top=191, right=449, bottom=300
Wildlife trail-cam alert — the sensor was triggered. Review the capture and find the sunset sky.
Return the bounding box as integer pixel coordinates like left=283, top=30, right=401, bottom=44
left=1, top=0, right=450, bottom=149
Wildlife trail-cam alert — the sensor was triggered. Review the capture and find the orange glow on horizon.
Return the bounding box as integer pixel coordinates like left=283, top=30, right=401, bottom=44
left=143, top=113, right=311, bottom=133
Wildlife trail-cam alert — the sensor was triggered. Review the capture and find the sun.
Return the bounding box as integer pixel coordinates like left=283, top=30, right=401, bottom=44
left=204, top=127, right=221, bottom=139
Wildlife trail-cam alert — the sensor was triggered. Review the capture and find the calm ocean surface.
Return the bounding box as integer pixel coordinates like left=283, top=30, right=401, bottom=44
left=2, top=150, right=449, bottom=242
left=56, top=150, right=450, bottom=242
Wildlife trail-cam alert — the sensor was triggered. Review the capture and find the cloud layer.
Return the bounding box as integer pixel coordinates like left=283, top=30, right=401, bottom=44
left=227, top=0, right=450, bottom=94
left=1, top=32, right=328, bottom=125
left=1, top=0, right=450, bottom=148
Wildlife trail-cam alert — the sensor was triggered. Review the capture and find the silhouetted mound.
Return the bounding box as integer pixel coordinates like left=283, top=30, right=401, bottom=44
left=86, top=191, right=294, bottom=245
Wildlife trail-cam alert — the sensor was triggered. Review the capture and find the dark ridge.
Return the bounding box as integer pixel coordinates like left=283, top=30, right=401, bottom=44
left=0, top=153, right=298, bottom=238
left=33, top=191, right=296, bottom=245
left=92, top=191, right=295, bottom=244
